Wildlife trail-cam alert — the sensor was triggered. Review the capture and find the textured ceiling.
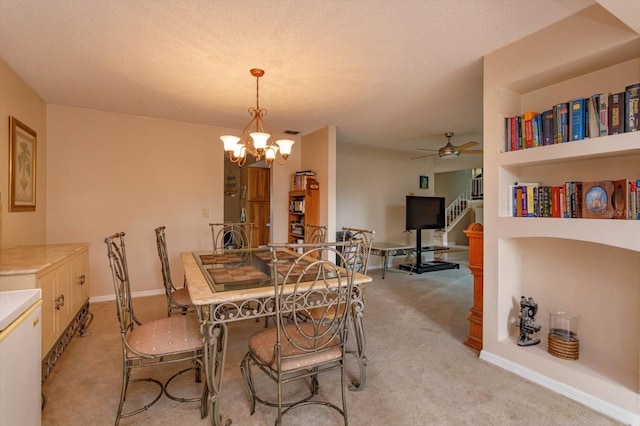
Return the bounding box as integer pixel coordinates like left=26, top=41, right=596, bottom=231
left=0, top=0, right=595, bottom=155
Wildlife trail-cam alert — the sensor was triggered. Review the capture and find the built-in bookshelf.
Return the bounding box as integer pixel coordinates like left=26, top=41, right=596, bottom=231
left=483, top=4, right=640, bottom=424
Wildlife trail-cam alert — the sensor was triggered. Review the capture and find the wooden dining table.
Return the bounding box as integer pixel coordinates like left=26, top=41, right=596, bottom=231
left=181, top=247, right=373, bottom=426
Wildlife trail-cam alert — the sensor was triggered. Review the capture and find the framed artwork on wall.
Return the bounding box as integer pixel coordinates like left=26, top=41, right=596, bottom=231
left=9, top=116, right=37, bottom=212
left=419, top=175, right=429, bottom=189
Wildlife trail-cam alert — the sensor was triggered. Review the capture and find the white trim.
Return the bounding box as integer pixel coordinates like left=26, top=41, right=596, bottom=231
left=90, top=289, right=165, bottom=303
left=480, top=350, right=639, bottom=426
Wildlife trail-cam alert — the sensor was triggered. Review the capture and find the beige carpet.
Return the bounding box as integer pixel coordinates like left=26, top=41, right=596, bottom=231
left=41, top=251, right=621, bottom=425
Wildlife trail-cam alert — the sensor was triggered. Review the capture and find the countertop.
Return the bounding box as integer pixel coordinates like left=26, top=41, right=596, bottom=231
left=0, top=243, right=89, bottom=276
left=0, top=289, right=41, bottom=331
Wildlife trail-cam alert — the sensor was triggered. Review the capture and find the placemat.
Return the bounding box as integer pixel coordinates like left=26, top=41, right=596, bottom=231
left=207, top=265, right=269, bottom=284
left=199, top=253, right=243, bottom=265
left=253, top=250, right=299, bottom=261
left=273, top=261, right=320, bottom=280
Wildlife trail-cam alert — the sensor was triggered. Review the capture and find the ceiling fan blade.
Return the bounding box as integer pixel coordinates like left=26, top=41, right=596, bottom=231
left=417, top=148, right=438, bottom=152
left=456, top=141, right=479, bottom=151
left=410, top=153, right=437, bottom=160
left=460, top=150, right=483, bottom=155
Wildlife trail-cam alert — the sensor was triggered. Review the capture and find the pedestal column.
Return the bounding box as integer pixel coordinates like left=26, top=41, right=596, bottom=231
left=463, top=223, right=483, bottom=351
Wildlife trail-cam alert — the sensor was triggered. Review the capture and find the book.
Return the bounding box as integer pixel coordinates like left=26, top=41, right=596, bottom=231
left=531, top=114, right=539, bottom=147
left=556, top=102, right=569, bottom=143
left=550, top=186, right=562, bottom=218
left=608, top=92, right=625, bottom=135
left=505, top=116, right=511, bottom=152
left=598, top=93, right=609, bottom=136
left=510, top=116, right=518, bottom=151
left=630, top=180, right=639, bottom=220
left=637, top=179, right=640, bottom=220
left=523, top=111, right=538, bottom=148
left=582, top=181, right=614, bottom=219
left=625, top=83, right=640, bottom=132
left=587, top=94, right=600, bottom=139
left=541, top=109, right=554, bottom=145
left=612, top=178, right=628, bottom=219
left=569, top=98, right=586, bottom=141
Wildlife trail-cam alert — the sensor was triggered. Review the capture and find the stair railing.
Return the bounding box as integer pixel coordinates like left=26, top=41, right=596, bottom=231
left=445, top=189, right=470, bottom=230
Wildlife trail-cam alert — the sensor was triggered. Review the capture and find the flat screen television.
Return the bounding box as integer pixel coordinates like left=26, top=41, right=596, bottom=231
left=405, top=196, right=445, bottom=230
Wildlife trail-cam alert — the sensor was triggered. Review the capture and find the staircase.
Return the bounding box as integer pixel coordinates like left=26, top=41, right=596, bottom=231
left=435, top=189, right=472, bottom=246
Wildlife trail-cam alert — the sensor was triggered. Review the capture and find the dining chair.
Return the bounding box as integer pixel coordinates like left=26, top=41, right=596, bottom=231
left=340, top=227, right=375, bottom=274
left=104, top=232, right=207, bottom=425
left=155, top=226, right=194, bottom=316
left=240, top=240, right=362, bottom=425
left=304, top=224, right=327, bottom=244
left=210, top=222, right=253, bottom=249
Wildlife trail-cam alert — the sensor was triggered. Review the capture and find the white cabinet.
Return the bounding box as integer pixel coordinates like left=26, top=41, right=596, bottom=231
left=0, top=243, right=90, bottom=380
left=483, top=3, right=640, bottom=423
left=0, top=290, right=42, bottom=426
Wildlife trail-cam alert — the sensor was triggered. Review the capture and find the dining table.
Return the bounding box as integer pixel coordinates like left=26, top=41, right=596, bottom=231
left=181, top=247, right=373, bottom=426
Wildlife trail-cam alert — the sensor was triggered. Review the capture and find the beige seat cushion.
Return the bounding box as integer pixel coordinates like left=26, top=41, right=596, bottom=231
left=248, top=322, right=341, bottom=372
left=127, top=315, right=202, bottom=357
left=170, top=287, right=192, bottom=306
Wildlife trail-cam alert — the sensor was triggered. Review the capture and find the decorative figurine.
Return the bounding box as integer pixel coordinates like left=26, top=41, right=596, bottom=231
left=517, top=296, right=541, bottom=346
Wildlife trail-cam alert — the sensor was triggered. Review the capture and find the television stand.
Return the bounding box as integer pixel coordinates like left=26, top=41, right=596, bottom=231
left=398, top=230, right=459, bottom=274
left=399, top=260, right=459, bottom=274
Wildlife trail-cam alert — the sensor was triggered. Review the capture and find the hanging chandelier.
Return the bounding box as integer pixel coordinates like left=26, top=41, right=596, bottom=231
left=221, top=68, right=294, bottom=167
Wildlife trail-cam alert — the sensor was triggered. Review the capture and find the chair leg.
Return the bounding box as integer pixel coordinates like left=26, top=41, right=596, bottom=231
left=240, top=354, right=257, bottom=415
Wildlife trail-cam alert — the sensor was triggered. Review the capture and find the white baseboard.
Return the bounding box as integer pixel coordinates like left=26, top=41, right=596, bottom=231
left=90, top=289, right=165, bottom=303
left=480, top=350, right=638, bottom=426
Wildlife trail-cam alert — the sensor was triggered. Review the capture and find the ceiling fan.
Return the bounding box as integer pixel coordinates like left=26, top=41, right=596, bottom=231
left=411, top=132, right=482, bottom=160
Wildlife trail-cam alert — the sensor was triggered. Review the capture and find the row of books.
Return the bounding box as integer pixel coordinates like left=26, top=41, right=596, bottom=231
left=508, top=179, right=640, bottom=220
left=289, top=199, right=306, bottom=214
left=504, top=82, right=640, bottom=151
left=291, top=170, right=319, bottom=191
left=290, top=219, right=305, bottom=236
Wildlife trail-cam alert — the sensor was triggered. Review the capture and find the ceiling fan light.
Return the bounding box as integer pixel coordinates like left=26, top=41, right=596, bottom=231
left=440, top=152, right=460, bottom=159
left=439, top=145, right=459, bottom=159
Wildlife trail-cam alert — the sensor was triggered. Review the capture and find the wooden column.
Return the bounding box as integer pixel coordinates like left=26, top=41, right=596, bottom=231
left=463, top=223, right=483, bottom=351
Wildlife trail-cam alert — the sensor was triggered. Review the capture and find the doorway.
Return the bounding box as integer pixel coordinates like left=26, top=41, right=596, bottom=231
left=223, top=157, right=271, bottom=247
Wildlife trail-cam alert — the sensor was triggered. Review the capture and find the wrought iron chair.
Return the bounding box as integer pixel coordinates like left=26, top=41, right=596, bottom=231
left=304, top=224, right=327, bottom=244
left=240, top=240, right=361, bottom=425
left=210, top=222, right=253, bottom=249
left=155, top=226, right=194, bottom=316
left=340, top=226, right=375, bottom=274
left=104, top=232, right=207, bottom=425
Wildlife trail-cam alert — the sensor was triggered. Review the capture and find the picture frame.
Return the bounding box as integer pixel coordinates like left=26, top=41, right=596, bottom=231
left=419, top=175, right=429, bottom=189
left=9, top=116, right=37, bottom=212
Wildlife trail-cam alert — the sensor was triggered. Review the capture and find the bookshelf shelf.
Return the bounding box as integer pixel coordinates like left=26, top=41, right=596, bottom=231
left=499, top=132, right=640, bottom=167
left=484, top=4, right=640, bottom=423
left=496, top=217, right=640, bottom=252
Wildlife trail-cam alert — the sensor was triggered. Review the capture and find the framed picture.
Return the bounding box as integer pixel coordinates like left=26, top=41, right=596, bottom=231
left=9, top=116, right=37, bottom=212
left=419, top=175, right=429, bottom=189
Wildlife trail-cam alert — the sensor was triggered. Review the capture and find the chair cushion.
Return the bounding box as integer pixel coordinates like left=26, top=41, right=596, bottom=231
left=128, top=315, right=202, bottom=357
left=170, top=287, right=192, bottom=306
left=248, top=322, right=341, bottom=372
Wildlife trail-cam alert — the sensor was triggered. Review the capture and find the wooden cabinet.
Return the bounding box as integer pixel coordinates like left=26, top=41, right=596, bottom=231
left=245, top=167, right=270, bottom=201
left=0, top=243, right=91, bottom=380
left=288, top=189, right=320, bottom=243
left=246, top=201, right=270, bottom=247
left=483, top=4, right=640, bottom=422
left=242, top=167, right=270, bottom=247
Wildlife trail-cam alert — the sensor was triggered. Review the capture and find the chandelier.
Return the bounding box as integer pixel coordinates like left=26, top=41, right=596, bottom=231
left=221, top=68, right=294, bottom=167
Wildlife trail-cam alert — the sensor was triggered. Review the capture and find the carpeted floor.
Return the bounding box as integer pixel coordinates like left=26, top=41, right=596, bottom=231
left=41, top=251, right=622, bottom=425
